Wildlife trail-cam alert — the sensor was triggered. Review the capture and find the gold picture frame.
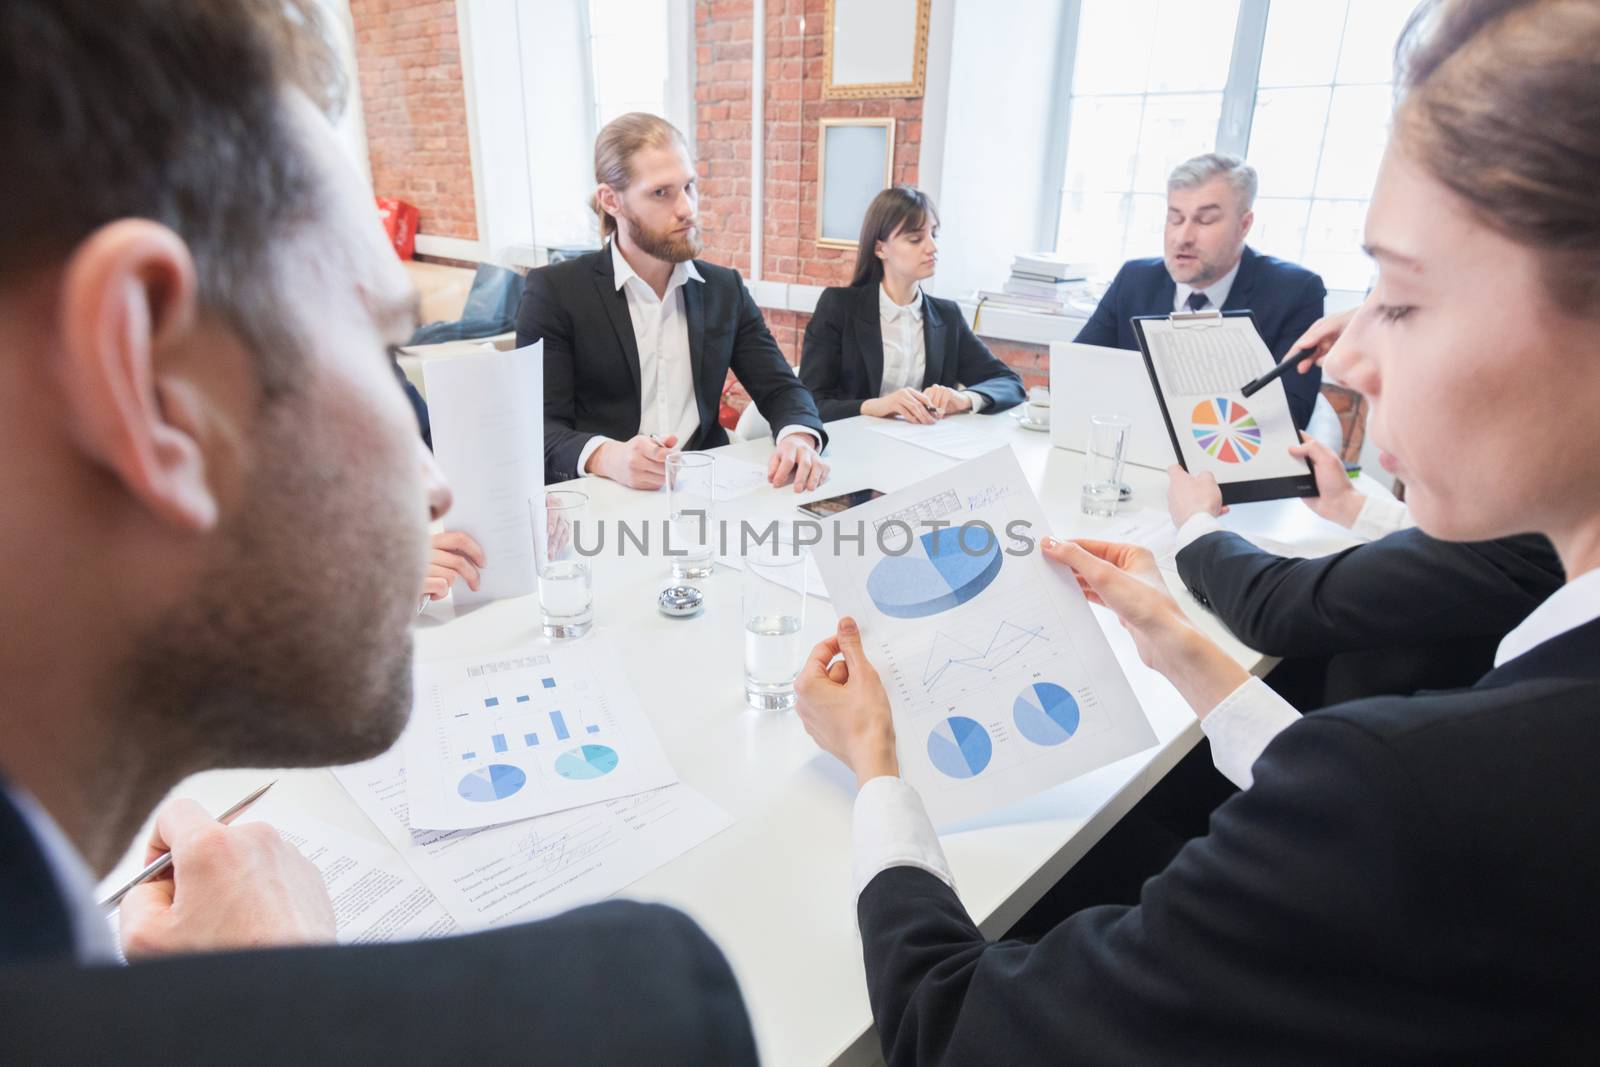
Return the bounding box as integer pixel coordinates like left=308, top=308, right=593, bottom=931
left=822, top=0, right=931, bottom=100
left=816, top=117, right=895, bottom=248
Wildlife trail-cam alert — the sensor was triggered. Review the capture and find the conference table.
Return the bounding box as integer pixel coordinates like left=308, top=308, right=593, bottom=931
left=101, top=411, right=1377, bottom=1066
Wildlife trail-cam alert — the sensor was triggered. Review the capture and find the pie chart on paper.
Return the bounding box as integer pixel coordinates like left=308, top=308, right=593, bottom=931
left=926, top=716, right=994, bottom=779
left=554, top=744, right=619, bottom=781
left=868, top=526, right=1003, bottom=619
left=457, top=764, right=527, bottom=803
left=1012, top=682, right=1080, bottom=746
left=1191, top=397, right=1261, bottom=463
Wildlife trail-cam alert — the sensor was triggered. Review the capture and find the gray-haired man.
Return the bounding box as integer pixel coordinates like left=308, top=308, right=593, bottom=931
left=1075, top=153, right=1327, bottom=429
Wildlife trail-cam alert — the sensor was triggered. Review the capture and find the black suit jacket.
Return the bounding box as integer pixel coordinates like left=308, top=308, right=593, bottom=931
left=1176, top=528, right=1564, bottom=702
left=798, top=284, right=1026, bottom=422
left=517, top=249, right=826, bottom=482
left=1074, top=246, right=1327, bottom=429
left=857, top=617, right=1600, bottom=1064
left=0, top=791, right=757, bottom=1064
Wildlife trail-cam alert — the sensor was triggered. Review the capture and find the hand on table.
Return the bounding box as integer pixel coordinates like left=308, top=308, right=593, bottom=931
left=119, top=799, right=336, bottom=957
left=794, top=617, right=899, bottom=788
left=861, top=388, right=939, bottom=424
left=1289, top=431, right=1364, bottom=529
left=922, top=384, right=973, bottom=416
left=590, top=434, right=679, bottom=490
left=767, top=434, right=829, bottom=493
left=1165, top=464, right=1228, bottom=527
left=423, top=531, right=486, bottom=601
left=1043, top=537, right=1248, bottom=716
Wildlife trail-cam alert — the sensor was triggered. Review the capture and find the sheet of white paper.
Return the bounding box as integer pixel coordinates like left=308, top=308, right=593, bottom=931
left=333, top=739, right=732, bottom=929
left=1138, top=318, right=1306, bottom=484
left=865, top=416, right=1005, bottom=460
left=711, top=454, right=770, bottom=500
left=810, top=449, right=1158, bottom=825
left=403, top=638, right=679, bottom=830
left=237, top=795, right=459, bottom=944
left=422, top=342, right=544, bottom=606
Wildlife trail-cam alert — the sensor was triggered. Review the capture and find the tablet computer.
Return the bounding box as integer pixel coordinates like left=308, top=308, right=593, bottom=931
left=1131, top=311, right=1317, bottom=505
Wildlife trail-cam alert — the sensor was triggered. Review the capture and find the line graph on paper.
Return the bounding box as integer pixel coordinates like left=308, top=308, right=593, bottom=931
left=920, top=622, right=1047, bottom=687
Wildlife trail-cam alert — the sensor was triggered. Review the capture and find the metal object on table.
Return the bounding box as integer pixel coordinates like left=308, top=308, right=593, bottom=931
left=657, top=585, right=705, bottom=619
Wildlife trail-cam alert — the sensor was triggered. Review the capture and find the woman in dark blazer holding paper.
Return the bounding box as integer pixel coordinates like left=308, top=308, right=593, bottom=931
left=799, top=186, right=1025, bottom=423
left=791, top=1, right=1600, bottom=1060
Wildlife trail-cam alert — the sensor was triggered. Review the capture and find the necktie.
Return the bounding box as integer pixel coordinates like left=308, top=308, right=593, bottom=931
left=1185, top=290, right=1210, bottom=311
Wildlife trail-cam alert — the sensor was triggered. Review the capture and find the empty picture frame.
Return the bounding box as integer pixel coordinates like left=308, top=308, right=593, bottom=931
left=817, top=118, right=895, bottom=248
left=823, top=0, right=931, bottom=99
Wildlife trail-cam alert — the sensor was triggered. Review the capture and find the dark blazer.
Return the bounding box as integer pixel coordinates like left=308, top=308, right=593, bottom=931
left=393, top=359, right=430, bottom=450
left=0, top=788, right=757, bottom=1063
left=517, top=249, right=826, bottom=483
left=1075, top=246, right=1327, bottom=429
left=1176, top=528, right=1564, bottom=703
left=857, top=616, right=1600, bottom=1065
left=798, top=284, right=1026, bottom=422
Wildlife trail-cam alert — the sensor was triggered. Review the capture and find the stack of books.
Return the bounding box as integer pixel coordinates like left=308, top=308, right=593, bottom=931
left=977, top=253, right=1097, bottom=314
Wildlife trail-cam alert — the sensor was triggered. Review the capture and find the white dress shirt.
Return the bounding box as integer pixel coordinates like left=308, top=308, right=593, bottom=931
left=6, top=784, right=120, bottom=964
left=852, top=559, right=1600, bottom=899
left=1173, top=258, right=1242, bottom=314
left=578, top=242, right=816, bottom=476
left=877, top=284, right=986, bottom=413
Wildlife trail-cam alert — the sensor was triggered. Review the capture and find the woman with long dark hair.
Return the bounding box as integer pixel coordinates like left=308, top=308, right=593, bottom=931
left=798, top=186, right=1025, bottom=423
left=794, top=0, right=1600, bottom=1060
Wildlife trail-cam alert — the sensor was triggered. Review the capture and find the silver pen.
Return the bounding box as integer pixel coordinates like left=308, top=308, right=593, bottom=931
left=99, top=779, right=278, bottom=910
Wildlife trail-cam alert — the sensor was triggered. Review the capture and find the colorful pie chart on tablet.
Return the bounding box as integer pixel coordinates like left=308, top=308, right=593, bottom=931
left=1190, top=397, right=1262, bottom=463
left=868, top=526, right=1003, bottom=619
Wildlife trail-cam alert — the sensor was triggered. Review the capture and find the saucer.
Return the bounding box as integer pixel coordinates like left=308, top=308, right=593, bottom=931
left=1017, top=412, right=1051, bottom=432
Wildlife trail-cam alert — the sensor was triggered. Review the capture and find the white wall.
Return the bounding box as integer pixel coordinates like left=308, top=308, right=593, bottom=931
left=925, top=0, right=1068, bottom=303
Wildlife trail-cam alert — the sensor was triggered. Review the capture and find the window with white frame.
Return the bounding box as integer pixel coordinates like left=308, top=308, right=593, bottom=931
left=1055, top=0, right=1415, bottom=292
left=587, top=0, right=671, bottom=129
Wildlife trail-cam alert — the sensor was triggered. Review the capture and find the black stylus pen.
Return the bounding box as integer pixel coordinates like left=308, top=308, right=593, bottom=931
left=1240, top=347, right=1317, bottom=398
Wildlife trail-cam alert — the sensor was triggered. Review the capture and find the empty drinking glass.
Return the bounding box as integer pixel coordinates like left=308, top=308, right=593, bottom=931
left=742, top=542, right=806, bottom=710
left=1081, top=414, right=1132, bottom=517
left=665, top=452, right=715, bottom=581
left=531, top=490, right=592, bottom=639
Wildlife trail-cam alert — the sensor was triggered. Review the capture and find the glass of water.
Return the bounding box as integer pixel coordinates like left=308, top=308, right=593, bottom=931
left=742, top=542, right=806, bottom=710
left=665, top=452, right=715, bottom=581
left=1081, top=413, right=1132, bottom=517
left=531, top=490, right=592, bottom=639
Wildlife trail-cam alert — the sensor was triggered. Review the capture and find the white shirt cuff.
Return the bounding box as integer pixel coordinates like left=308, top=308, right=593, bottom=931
left=1175, top=512, right=1226, bottom=551
left=852, top=775, right=954, bottom=898
left=1350, top=493, right=1413, bottom=543
left=576, top=435, right=614, bottom=478
left=1200, top=676, right=1302, bottom=789
left=962, top=390, right=987, bottom=414
left=775, top=424, right=821, bottom=450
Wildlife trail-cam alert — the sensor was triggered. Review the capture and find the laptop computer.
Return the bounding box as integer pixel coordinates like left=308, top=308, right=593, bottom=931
left=1047, top=341, right=1174, bottom=471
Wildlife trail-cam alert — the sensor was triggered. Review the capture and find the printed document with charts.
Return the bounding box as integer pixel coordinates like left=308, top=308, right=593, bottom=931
left=810, top=448, right=1157, bottom=825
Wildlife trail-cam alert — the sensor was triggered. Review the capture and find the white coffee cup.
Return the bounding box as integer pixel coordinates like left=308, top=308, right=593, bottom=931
left=1024, top=388, right=1051, bottom=426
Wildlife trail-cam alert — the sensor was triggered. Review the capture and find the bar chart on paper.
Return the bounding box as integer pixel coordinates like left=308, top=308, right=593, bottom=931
left=404, top=640, right=678, bottom=831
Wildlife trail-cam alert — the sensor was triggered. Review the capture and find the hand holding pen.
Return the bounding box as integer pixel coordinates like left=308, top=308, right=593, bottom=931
left=110, top=783, right=339, bottom=958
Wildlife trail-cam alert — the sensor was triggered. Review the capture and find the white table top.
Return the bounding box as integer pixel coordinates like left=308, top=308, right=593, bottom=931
left=100, top=412, right=1369, bottom=1066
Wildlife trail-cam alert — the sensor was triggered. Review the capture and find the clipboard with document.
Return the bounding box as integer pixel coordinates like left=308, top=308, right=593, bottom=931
left=1130, top=309, right=1317, bottom=505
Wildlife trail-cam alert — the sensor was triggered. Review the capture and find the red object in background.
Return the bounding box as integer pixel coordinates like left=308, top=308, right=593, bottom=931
left=375, top=196, right=418, bottom=260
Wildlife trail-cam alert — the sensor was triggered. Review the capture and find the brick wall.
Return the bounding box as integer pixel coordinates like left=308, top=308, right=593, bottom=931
left=695, top=2, right=755, bottom=269
left=349, top=0, right=478, bottom=242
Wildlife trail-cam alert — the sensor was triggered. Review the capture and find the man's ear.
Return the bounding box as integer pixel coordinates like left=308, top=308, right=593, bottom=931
left=56, top=219, right=219, bottom=532
left=1239, top=208, right=1255, bottom=242
left=595, top=184, right=622, bottom=227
